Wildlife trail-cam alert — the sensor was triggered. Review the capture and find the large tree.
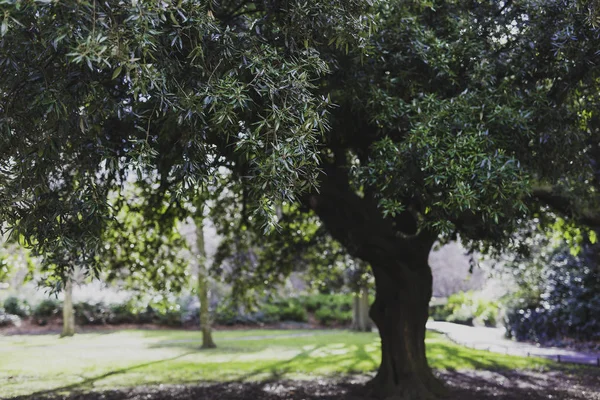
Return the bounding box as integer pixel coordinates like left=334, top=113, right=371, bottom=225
left=2, top=1, right=600, bottom=398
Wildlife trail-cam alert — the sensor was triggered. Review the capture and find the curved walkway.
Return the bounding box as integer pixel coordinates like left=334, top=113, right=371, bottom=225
left=426, top=321, right=600, bottom=366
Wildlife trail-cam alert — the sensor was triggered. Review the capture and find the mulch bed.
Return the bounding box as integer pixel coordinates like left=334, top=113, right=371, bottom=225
left=10, top=369, right=600, bottom=400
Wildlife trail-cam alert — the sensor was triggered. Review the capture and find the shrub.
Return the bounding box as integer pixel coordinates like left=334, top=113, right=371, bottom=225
left=315, top=307, right=352, bottom=326
left=300, top=293, right=352, bottom=313
left=504, top=246, right=600, bottom=343
left=0, top=308, right=20, bottom=327
left=214, top=302, right=239, bottom=326
left=33, top=299, right=61, bottom=325
left=433, top=291, right=499, bottom=327
left=279, top=303, right=308, bottom=322
left=209, top=293, right=355, bottom=326
left=267, top=298, right=308, bottom=322
left=135, top=305, right=156, bottom=324
left=153, top=305, right=183, bottom=327
left=259, top=303, right=282, bottom=323
left=302, top=294, right=325, bottom=312
left=3, top=297, right=30, bottom=318
left=297, top=293, right=354, bottom=326
left=74, top=301, right=111, bottom=325
left=107, top=302, right=138, bottom=325
left=429, top=304, right=447, bottom=321
left=315, top=307, right=335, bottom=325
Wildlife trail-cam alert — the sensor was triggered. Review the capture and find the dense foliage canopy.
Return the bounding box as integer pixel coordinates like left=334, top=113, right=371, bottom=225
left=0, top=0, right=598, bottom=278
left=0, top=0, right=372, bottom=281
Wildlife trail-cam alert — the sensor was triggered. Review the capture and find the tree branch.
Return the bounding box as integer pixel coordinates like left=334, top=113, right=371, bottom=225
left=532, top=186, right=600, bottom=228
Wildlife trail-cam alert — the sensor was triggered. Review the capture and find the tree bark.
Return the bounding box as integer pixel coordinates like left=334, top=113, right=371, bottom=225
left=306, top=168, right=445, bottom=399
left=367, top=256, right=444, bottom=399
left=195, top=215, right=216, bottom=349
left=352, top=284, right=372, bottom=332
left=198, top=269, right=216, bottom=349
left=61, top=278, right=75, bottom=338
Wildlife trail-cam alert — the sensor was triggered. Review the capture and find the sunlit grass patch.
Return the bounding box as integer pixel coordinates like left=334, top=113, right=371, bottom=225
left=0, top=329, right=551, bottom=398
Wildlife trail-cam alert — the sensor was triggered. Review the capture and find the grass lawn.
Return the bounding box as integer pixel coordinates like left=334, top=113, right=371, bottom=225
left=0, top=329, right=551, bottom=399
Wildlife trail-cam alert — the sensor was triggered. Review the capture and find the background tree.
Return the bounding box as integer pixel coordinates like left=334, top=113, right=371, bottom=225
left=3, top=1, right=600, bottom=399
left=61, top=276, right=75, bottom=337
left=99, top=182, right=189, bottom=297
left=192, top=201, right=216, bottom=349
left=349, top=260, right=372, bottom=333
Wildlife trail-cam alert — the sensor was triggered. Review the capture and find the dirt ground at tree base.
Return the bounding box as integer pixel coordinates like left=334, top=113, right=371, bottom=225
left=11, top=369, right=600, bottom=400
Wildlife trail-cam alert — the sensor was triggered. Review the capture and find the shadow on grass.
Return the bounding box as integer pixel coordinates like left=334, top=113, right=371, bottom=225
left=8, top=332, right=570, bottom=400
left=440, top=368, right=600, bottom=400
left=228, top=343, right=379, bottom=383
left=426, top=338, right=551, bottom=372
left=9, top=368, right=600, bottom=400
left=9, top=351, right=198, bottom=400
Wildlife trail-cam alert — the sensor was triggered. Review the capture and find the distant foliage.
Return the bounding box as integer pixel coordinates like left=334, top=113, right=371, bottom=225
left=214, top=297, right=309, bottom=326
left=32, top=299, right=61, bottom=325
left=213, top=294, right=353, bottom=326
left=431, top=291, right=499, bottom=327
left=73, top=300, right=183, bottom=327
left=73, top=301, right=111, bottom=325
left=0, top=297, right=185, bottom=327
left=3, top=297, right=30, bottom=318
left=505, top=245, right=600, bottom=343
left=302, top=293, right=353, bottom=326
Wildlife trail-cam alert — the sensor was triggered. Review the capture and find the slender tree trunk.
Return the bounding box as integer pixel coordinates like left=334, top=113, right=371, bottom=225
left=198, top=270, right=215, bottom=348
left=61, top=278, right=75, bottom=337
left=352, top=284, right=372, bottom=332
left=195, top=215, right=216, bottom=349
left=352, top=293, right=360, bottom=330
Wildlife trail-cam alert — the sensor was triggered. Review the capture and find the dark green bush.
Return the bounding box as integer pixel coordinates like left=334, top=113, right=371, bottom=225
left=74, top=302, right=111, bottom=325
left=33, top=299, right=61, bottom=317
left=266, top=298, right=308, bottom=322
left=315, top=307, right=352, bottom=326
left=300, top=293, right=352, bottom=313
left=314, top=307, right=335, bottom=324
left=213, top=297, right=309, bottom=325
left=279, top=303, right=308, bottom=322
left=505, top=247, right=600, bottom=343
left=259, top=303, right=282, bottom=323
left=33, top=299, right=61, bottom=325
left=3, top=297, right=30, bottom=318
left=209, top=293, right=355, bottom=326
left=214, top=302, right=239, bottom=326
left=302, top=294, right=328, bottom=312
left=307, top=293, right=353, bottom=326
left=107, top=302, right=138, bottom=324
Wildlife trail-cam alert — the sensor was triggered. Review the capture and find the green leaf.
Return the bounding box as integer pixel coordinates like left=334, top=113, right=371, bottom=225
left=112, top=66, right=123, bottom=80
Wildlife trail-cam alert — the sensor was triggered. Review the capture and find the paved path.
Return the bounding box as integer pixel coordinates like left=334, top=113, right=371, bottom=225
left=426, top=321, right=600, bottom=366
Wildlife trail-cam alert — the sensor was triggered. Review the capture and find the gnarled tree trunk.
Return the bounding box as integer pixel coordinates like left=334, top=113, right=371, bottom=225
left=367, top=255, right=443, bottom=399
left=307, top=168, right=445, bottom=399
